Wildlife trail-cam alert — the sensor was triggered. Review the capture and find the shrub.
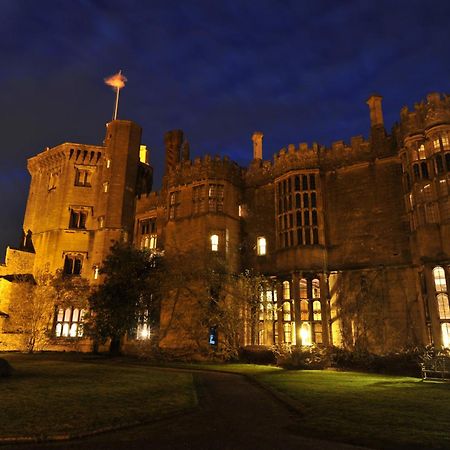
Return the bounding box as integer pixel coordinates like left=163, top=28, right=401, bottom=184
left=238, top=345, right=276, bottom=365
left=277, top=345, right=330, bottom=370
left=0, top=358, right=13, bottom=377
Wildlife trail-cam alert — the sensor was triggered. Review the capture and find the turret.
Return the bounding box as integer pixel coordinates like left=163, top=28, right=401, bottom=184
left=252, top=131, right=264, bottom=160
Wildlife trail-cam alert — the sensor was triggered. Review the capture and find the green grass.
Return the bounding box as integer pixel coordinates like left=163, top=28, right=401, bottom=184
left=180, top=363, right=450, bottom=449
left=0, top=353, right=196, bottom=438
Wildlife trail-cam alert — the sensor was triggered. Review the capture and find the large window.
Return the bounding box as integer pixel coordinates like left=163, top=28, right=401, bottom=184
left=276, top=173, right=320, bottom=248
left=208, top=184, right=224, bottom=212
left=140, top=218, right=157, bottom=250
left=299, top=276, right=323, bottom=345
left=433, top=266, right=450, bottom=347
left=55, top=307, right=85, bottom=338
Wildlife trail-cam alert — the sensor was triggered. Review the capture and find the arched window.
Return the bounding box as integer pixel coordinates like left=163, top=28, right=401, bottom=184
left=437, top=293, right=450, bottom=320
left=312, top=278, right=320, bottom=298
left=299, top=278, right=308, bottom=298
left=300, top=322, right=312, bottom=346
left=313, top=300, right=322, bottom=321
left=257, top=237, right=267, bottom=255
left=210, top=234, right=219, bottom=251
left=433, top=266, right=447, bottom=292
left=441, top=324, right=450, bottom=348
left=283, top=281, right=291, bottom=299
left=259, top=303, right=265, bottom=321
left=283, top=302, right=291, bottom=321
left=284, top=323, right=292, bottom=344
left=300, top=300, right=309, bottom=320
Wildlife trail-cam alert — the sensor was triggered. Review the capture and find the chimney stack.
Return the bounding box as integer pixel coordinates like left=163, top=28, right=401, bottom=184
left=252, top=131, right=264, bottom=160
left=164, top=129, right=184, bottom=174
left=366, top=94, right=384, bottom=127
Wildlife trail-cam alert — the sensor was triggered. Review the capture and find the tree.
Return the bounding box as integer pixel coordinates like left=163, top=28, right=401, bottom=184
left=86, top=243, right=162, bottom=355
left=7, top=271, right=89, bottom=353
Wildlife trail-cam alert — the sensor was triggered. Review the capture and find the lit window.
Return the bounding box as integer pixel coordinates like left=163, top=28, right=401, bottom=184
left=442, top=323, right=450, bottom=348
left=442, top=135, right=450, bottom=150
left=257, top=237, right=267, bottom=255
left=300, top=322, right=312, bottom=346
left=208, top=184, right=224, bottom=212
left=283, top=322, right=292, bottom=344
left=93, top=266, right=99, bottom=280
left=438, top=293, right=450, bottom=319
left=300, top=278, right=308, bottom=299
left=433, top=138, right=441, bottom=152
left=106, top=159, right=111, bottom=168
left=98, top=216, right=105, bottom=228
left=55, top=307, right=85, bottom=338
left=418, top=144, right=426, bottom=159
left=211, top=234, right=219, bottom=251
left=313, top=300, right=322, bottom=321
left=300, top=299, right=309, bottom=320
left=433, top=266, right=447, bottom=292
left=283, top=281, right=290, bottom=299
left=136, top=312, right=151, bottom=340
left=312, top=278, right=320, bottom=298
left=103, top=182, right=109, bottom=193
left=283, top=302, right=291, bottom=321
left=259, top=303, right=265, bottom=321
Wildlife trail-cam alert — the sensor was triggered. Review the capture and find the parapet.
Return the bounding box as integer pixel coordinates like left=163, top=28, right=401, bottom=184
left=166, top=153, right=244, bottom=188
left=399, top=92, right=450, bottom=138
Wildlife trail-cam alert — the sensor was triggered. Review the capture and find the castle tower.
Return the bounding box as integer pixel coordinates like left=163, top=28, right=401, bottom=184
left=22, top=119, right=142, bottom=281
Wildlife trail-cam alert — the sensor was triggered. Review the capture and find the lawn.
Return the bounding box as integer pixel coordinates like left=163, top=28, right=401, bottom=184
left=192, top=363, right=450, bottom=449
left=0, top=353, right=196, bottom=439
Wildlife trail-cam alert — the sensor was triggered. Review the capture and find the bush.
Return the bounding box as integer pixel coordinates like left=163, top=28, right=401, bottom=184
left=238, top=345, right=276, bottom=365
left=329, top=346, right=423, bottom=376
left=0, top=358, right=13, bottom=377
left=277, top=345, right=330, bottom=370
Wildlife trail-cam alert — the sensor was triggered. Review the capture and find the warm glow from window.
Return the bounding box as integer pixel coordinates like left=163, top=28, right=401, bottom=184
left=257, top=237, right=267, bottom=255
left=283, top=302, right=291, bottom=321
left=137, top=323, right=151, bottom=340
left=283, top=281, right=290, bottom=299
left=313, top=300, right=322, bottom=321
left=94, top=266, right=99, bottom=279
left=211, top=234, right=219, bottom=251
left=312, top=278, right=320, bottom=298
left=442, top=323, right=450, bottom=348
left=300, top=278, right=308, bottom=298
left=438, top=293, right=450, bottom=319
left=300, top=322, right=312, bottom=346
left=433, top=266, right=447, bottom=292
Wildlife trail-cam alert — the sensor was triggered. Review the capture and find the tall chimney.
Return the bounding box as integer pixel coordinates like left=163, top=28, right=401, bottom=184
left=366, top=94, right=384, bottom=127
left=252, top=131, right=264, bottom=160
left=164, top=130, right=183, bottom=174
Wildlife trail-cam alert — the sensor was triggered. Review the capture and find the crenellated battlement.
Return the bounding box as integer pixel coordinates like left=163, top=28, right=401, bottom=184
left=27, top=143, right=105, bottom=172
left=166, top=153, right=244, bottom=187
left=399, top=92, right=450, bottom=138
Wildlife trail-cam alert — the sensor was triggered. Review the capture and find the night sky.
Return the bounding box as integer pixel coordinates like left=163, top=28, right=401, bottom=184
left=1, top=0, right=450, bottom=260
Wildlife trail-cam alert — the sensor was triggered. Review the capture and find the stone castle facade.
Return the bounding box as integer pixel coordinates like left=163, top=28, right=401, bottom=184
left=1, top=93, right=450, bottom=354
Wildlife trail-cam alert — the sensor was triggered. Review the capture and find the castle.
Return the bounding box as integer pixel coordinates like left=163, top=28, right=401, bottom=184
left=1, top=93, right=450, bottom=355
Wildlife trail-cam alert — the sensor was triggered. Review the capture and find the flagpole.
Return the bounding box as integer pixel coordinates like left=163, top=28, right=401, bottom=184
left=113, top=86, right=120, bottom=120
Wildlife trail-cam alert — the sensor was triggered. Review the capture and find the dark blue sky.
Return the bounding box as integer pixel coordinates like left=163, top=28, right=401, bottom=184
left=1, top=0, right=450, bottom=259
